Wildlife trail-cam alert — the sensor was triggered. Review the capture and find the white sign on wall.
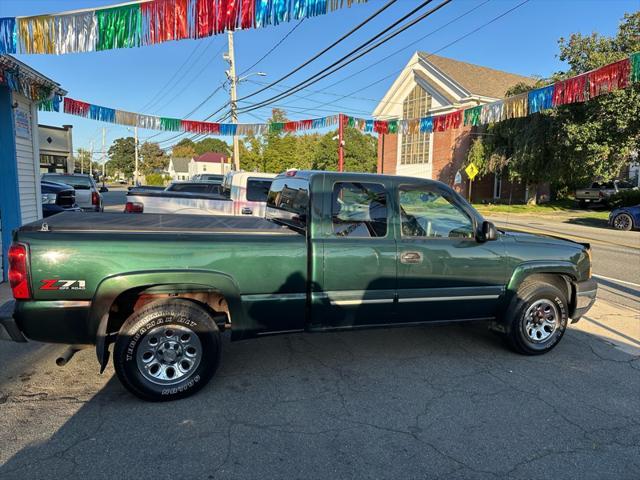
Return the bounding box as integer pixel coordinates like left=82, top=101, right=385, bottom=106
left=14, top=106, right=31, bottom=139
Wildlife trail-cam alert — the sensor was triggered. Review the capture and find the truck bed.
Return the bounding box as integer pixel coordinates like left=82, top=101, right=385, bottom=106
left=20, top=212, right=296, bottom=235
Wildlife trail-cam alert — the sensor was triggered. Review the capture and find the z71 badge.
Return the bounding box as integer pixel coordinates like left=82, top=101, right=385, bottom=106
left=40, top=279, right=86, bottom=291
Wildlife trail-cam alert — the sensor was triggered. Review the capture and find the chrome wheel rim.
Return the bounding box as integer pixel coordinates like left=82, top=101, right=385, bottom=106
left=614, top=214, right=631, bottom=230
left=136, top=325, right=202, bottom=385
left=524, top=299, right=558, bottom=343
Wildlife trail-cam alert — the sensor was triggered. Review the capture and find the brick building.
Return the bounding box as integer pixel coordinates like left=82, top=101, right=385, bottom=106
left=374, top=52, right=538, bottom=203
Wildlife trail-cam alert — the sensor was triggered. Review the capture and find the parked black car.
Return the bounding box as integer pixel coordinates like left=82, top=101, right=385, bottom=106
left=41, top=180, right=81, bottom=217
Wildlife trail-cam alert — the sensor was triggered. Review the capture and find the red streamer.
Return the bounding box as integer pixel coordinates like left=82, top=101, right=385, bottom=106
left=63, top=98, right=90, bottom=117
left=587, top=58, right=630, bottom=98
left=142, top=0, right=190, bottom=44
left=182, top=120, right=221, bottom=134
left=552, top=74, right=587, bottom=106
left=195, top=0, right=216, bottom=38
left=241, top=0, right=255, bottom=29
left=374, top=120, right=388, bottom=135
left=283, top=121, right=297, bottom=132
left=298, top=119, right=313, bottom=130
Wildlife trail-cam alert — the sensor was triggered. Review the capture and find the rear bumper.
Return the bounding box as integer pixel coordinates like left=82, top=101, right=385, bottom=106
left=571, top=278, right=597, bottom=322
left=3, top=300, right=93, bottom=344
left=0, top=300, right=27, bottom=342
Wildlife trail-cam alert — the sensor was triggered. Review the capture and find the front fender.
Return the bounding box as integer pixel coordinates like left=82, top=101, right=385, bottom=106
left=507, top=261, right=578, bottom=293
left=91, top=270, right=242, bottom=372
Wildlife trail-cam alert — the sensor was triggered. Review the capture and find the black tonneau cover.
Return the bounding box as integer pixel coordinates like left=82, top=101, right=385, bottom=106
left=20, top=212, right=296, bottom=235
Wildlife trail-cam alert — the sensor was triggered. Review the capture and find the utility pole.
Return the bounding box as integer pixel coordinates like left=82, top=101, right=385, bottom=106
left=338, top=113, right=345, bottom=172
left=226, top=30, right=240, bottom=171
left=134, top=126, right=139, bottom=186
left=101, top=127, right=106, bottom=181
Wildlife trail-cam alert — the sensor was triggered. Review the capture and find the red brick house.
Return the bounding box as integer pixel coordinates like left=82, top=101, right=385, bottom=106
left=374, top=52, right=540, bottom=203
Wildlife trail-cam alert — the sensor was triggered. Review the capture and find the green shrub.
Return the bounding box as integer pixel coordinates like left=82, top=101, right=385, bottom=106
left=145, top=173, right=167, bottom=186
left=608, top=188, right=640, bottom=208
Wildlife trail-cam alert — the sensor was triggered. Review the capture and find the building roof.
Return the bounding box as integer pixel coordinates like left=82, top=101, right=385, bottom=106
left=0, top=55, right=67, bottom=96
left=170, top=157, right=190, bottom=173
left=417, top=52, right=535, bottom=99
left=194, top=152, right=228, bottom=163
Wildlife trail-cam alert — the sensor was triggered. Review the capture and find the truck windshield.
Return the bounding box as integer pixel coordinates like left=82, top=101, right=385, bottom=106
left=266, top=177, right=309, bottom=231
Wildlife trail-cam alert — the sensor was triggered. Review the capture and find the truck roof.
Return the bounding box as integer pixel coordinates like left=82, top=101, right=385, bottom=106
left=277, top=170, right=451, bottom=189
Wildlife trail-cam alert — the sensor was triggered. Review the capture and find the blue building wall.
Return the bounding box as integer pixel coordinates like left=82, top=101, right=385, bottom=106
left=0, top=85, right=21, bottom=280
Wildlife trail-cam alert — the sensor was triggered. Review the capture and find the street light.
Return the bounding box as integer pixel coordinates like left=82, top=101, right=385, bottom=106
left=125, top=126, right=139, bottom=186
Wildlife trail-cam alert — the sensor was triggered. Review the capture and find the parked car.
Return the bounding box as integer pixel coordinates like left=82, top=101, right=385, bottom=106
left=40, top=180, right=81, bottom=217
left=608, top=204, right=640, bottom=231
left=192, top=174, right=224, bottom=183
left=1, top=170, right=597, bottom=401
left=125, top=173, right=275, bottom=216
left=41, top=173, right=103, bottom=212
left=575, top=180, right=636, bottom=207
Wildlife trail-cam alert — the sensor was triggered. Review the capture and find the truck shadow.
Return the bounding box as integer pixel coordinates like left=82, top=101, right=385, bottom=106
left=1, top=322, right=638, bottom=479
left=564, top=217, right=610, bottom=229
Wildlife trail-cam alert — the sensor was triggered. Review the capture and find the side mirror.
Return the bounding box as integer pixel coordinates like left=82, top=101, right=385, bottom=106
left=99, top=186, right=109, bottom=193
left=477, top=221, right=497, bottom=242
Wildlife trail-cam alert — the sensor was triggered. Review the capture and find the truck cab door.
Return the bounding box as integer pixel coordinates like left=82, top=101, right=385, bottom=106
left=310, top=179, right=397, bottom=330
left=395, top=184, right=506, bottom=322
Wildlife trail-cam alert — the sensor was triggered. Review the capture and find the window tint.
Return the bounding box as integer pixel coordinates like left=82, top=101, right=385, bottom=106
left=43, top=174, right=93, bottom=190
left=168, top=184, right=210, bottom=193
left=246, top=179, right=273, bottom=202
left=266, top=178, right=309, bottom=230
left=399, top=187, right=474, bottom=239
left=332, top=182, right=387, bottom=238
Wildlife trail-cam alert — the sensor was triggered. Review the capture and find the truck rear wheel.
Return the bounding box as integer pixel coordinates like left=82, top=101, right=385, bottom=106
left=113, top=298, right=221, bottom=401
left=505, top=281, right=568, bottom=355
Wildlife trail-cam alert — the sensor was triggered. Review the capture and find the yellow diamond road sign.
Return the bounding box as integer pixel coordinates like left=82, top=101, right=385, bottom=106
left=465, top=163, right=479, bottom=181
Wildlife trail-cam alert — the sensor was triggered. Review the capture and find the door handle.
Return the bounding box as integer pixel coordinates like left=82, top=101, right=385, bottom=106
left=400, top=251, right=423, bottom=264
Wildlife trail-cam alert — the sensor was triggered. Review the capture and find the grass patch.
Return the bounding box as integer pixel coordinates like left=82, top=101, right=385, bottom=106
left=473, top=199, right=610, bottom=219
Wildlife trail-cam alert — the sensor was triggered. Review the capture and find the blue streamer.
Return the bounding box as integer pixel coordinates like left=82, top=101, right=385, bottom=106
left=420, top=116, right=433, bottom=133
left=89, top=104, right=116, bottom=123
left=0, top=17, right=16, bottom=54
left=365, top=119, right=374, bottom=133
left=255, top=0, right=271, bottom=28
left=220, top=124, right=237, bottom=136
left=312, top=117, right=326, bottom=129
left=272, top=0, right=290, bottom=25
left=528, top=85, right=554, bottom=114
left=291, top=0, right=327, bottom=20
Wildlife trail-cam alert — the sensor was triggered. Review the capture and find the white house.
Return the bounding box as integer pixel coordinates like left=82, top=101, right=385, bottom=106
left=38, top=123, right=74, bottom=173
left=167, top=157, right=190, bottom=181
left=188, top=152, right=231, bottom=178
left=0, top=55, right=66, bottom=280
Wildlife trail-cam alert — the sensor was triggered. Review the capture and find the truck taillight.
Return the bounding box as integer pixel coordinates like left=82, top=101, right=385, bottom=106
left=92, top=191, right=100, bottom=206
left=8, top=244, right=31, bottom=300
left=125, top=201, right=143, bottom=213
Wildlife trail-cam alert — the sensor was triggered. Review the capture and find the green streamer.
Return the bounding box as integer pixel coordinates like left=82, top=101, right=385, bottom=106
left=631, top=52, right=640, bottom=84
left=464, top=105, right=482, bottom=126
left=269, top=122, right=284, bottom=133
left=387, top=120, right=398, bottom=134
left=347, top=116, right=355, bottom=128
left=160, top=117, right=181, bottom=131
left=97, top=4, right=141, bottom=51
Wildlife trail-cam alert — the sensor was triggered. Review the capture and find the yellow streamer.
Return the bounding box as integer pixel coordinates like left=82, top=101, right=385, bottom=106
left=18, top=16, right=56, bottom=54
left=504, top=93, right=528, bottom=119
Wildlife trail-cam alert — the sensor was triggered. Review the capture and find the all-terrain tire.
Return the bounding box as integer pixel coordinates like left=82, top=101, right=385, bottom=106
left=505, top=281, right=569, bottom=355
left=114, top=298, right=221, bottom=401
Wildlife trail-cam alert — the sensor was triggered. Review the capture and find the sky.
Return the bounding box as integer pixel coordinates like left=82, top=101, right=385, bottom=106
left=1, top=0, right=637, bottom=162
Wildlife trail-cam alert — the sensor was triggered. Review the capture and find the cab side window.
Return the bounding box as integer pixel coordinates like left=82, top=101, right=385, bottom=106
left=332, top=182, right=387, bottom=238
left=399, top=187, right=474, bottom=239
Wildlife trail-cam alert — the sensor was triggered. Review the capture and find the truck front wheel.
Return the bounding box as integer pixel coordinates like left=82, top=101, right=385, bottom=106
left=113, top=298, right=221, bottom=401
left=505, top=281, right=569, bottom=355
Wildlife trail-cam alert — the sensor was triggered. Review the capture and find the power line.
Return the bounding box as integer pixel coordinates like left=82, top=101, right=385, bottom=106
left=237, top=0, right=399, bottom=102
left=236, top=0, right=453, bottom=115
left=302, top=0, right=532, bottom=114
left=238, top=19, right=305, bottom=77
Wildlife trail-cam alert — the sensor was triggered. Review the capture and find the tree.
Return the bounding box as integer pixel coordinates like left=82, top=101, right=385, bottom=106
left=139, top=141, right=168, bottom=174
left=171, top=138, right=196, bottom=158
left=313, top=127, right=377, bottom=172
left=107, top=137, right=136, bottom=177
left=194, top=138, right=231, bottom=156
left=75, top=148, right=92, bottom=173
left=469, top=12, right=640, bottom=193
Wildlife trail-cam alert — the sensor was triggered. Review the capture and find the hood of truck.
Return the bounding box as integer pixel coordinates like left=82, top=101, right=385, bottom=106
left=500, top=229, right=588, bottom=251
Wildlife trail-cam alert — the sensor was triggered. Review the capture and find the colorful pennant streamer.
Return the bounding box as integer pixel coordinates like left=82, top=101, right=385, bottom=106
left=0, top=0, right=369, bottom=55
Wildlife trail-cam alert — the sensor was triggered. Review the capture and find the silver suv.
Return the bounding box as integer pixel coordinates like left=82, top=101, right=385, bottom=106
left=41, top=173, right=104, bottom=212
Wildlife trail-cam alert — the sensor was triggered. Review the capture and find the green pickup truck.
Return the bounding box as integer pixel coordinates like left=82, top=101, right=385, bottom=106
left=1, top=170, right=597, bottom=401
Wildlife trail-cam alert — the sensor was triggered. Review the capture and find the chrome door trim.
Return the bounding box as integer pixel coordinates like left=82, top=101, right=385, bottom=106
left=398, top=294, right=500, bottom=303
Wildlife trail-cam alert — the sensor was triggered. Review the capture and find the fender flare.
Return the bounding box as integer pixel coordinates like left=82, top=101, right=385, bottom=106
left=90, top=270, right=243, bottom=372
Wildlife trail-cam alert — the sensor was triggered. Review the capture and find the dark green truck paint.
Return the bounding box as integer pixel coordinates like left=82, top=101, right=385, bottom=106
left=7, top=171, right=595, bottom=368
